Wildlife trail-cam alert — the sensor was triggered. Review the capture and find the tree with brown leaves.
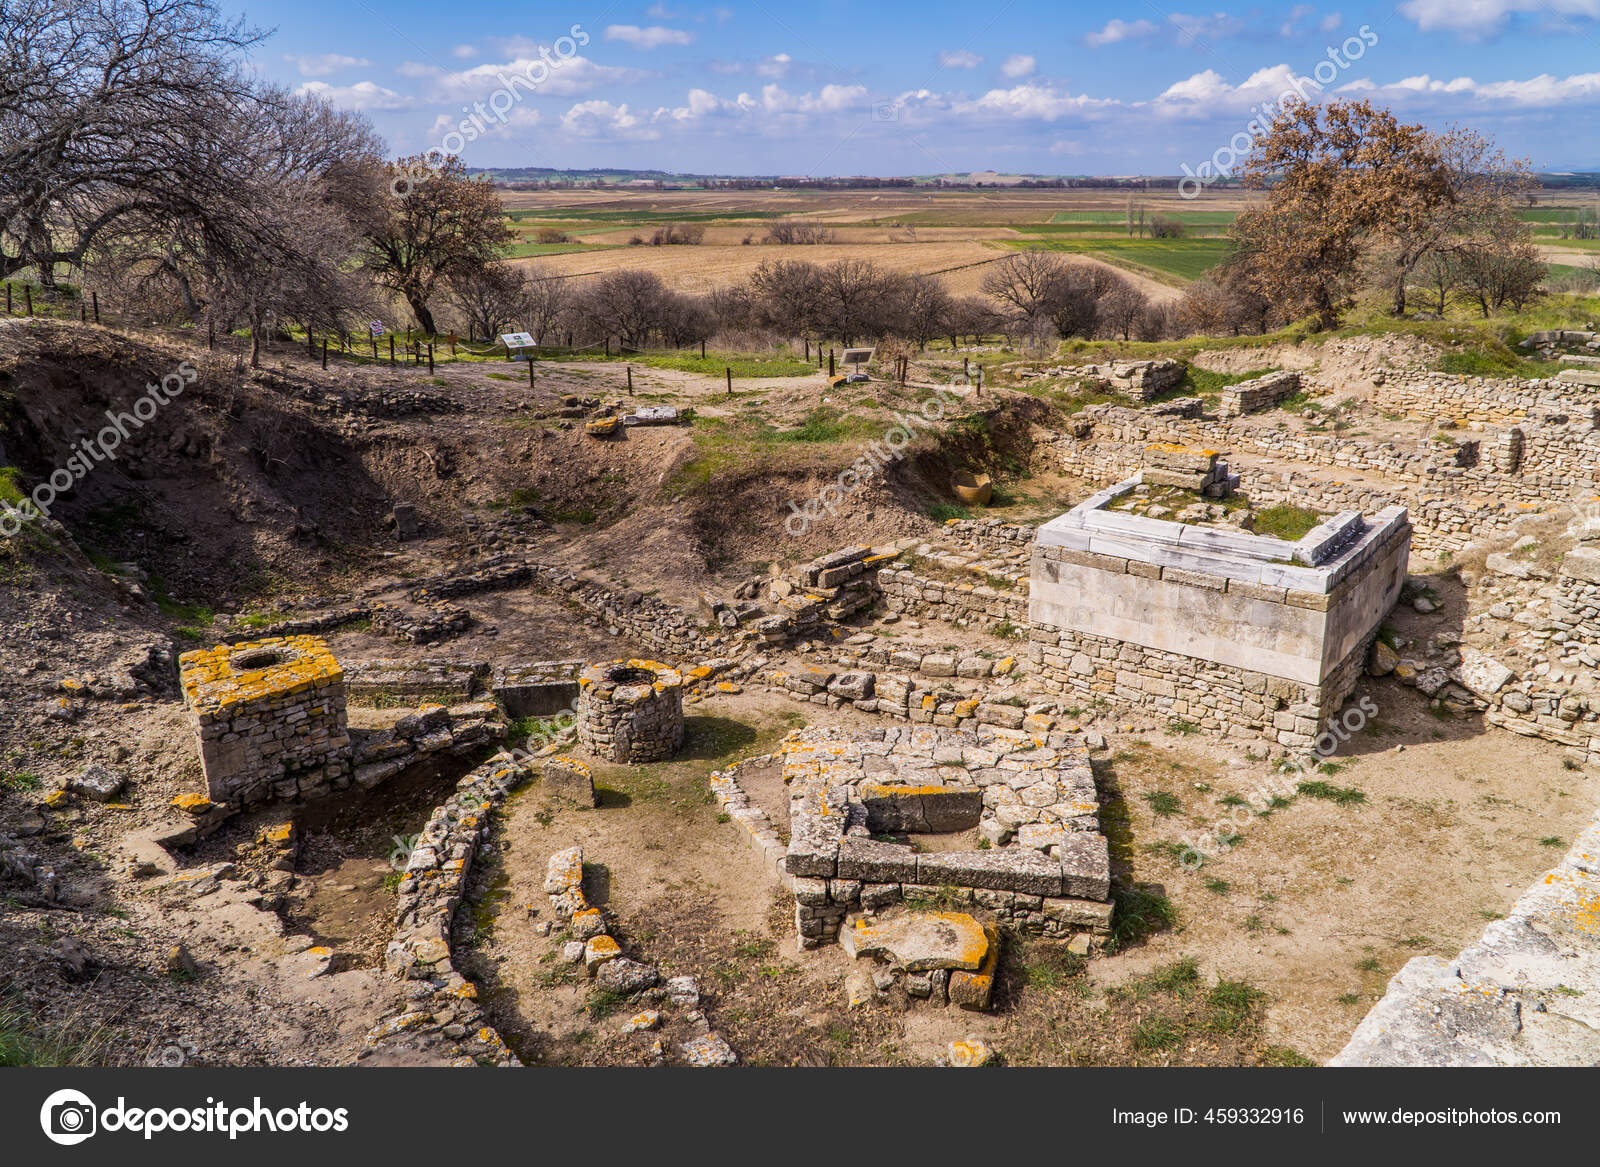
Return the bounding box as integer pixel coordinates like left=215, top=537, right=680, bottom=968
left=1235, top=99, right=1446, bottom=328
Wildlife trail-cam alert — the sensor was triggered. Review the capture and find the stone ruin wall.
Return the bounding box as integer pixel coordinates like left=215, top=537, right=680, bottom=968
left=1027, top=621, right=1373, bottom=749
left=876, top=566, right=1028, bottom=631
left=1363, top=368, right=1597, bottom=426
left=1047, top=399, right=1600, bottom=552
left=1217, top=371, right=1303, bottom=417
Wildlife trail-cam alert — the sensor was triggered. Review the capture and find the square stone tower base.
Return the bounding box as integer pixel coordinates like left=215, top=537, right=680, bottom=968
left=179, top=635, right=351, bottom=806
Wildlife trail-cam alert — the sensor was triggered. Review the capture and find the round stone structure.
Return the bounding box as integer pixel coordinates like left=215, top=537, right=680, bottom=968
left=576, top=659, right=685, bottom=763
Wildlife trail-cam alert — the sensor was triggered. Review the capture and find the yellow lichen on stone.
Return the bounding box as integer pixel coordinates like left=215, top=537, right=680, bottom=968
left=179, top=635, right=343, bottom=716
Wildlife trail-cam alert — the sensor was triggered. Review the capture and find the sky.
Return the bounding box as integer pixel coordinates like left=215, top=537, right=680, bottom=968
left=235, top=0, right=1600, bottom=175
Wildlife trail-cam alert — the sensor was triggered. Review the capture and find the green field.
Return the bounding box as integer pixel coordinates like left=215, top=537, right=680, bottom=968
left=503, top=240, right=617, bottom=258
left=506, top=208, right=783, bottom=224
left=1048, top=210, right=1238, bottom=226
left=1017, top=236, right=1236, bottom=282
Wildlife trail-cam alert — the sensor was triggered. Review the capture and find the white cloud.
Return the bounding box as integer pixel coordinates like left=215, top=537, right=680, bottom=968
left=1085, top=19, right=1158, bottom=47
left=646, top=2, right=678, bottom=16
left=1356, top=69, right=1600, bottom=104
left=604, top=24, right=694, bottom=49
left=295, top=79, right=413, bottom=110
left=1400, top=0, right=1599, bottom=35
left=1000, top=54, right=1036, bottom=78
left=1320, top=11, right=1343, bottom=31
left=1150, top=61, right=1600, bottom=116
left=422, top=56, right=652, bottom=100
left=964, top=84, right=1116, bottom=121
left=284, top=53, right=371, bottom=77
left=451, top=44, right=478, bottom=59
left=939, top=49, right=983, bottom=68
left=1168, top=12, right=1248, bottom=44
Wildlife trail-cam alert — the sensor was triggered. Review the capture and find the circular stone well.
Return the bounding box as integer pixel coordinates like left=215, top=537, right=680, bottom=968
left=576, top=659, right=685, bottom=763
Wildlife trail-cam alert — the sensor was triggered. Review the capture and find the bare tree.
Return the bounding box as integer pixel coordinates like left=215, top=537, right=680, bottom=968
left=1, top=0, right=263, bottom=286
left=86, top=86, right=384, bottom=365
left=580, top=269, right=674, bottom=347
left=890, top=273, right=953, bottom=349
left=763, top=221, right=836, bottom=245
left=1457, top=211, right=1545, bottom=317
left=815, top=258, right=888, bottom=345
left=744, top=258, right=826, bottom=337
left=362, top=155, right=514, bottom=335
left=981, top=248, right=1068, bottom=320
left=1096, top=276, right=1148, bottom=341
left=519, top=271, right=571, bottom=345
left=447, top=261, right=526, bottom=342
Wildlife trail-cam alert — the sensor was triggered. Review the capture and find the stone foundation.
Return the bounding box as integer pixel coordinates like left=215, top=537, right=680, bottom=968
left=778, top=727, right=1112, bottom=950
left=576, top=659, right=685, bottom=763
left=1028, top=478, right=1410, bottom=745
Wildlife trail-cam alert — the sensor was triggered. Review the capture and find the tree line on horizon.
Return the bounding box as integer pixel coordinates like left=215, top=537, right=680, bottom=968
left=1, top=2, right=1580, bottom=367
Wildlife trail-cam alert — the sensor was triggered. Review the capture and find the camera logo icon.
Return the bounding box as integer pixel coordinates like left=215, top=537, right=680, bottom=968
left=40, top=1088, right=97, bottom=1146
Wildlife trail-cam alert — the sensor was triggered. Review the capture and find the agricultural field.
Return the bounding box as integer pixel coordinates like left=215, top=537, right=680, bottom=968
left=498, top=186, right=1600, bottom=297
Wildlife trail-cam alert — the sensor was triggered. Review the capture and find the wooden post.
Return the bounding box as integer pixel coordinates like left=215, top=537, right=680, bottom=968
left=80, top=302, right=86, bottom=323
left=804, top=338, right=810, bottom=361
left=604, top=337, right=610, bottom=358
left=428, top=344, right=434, bottom=374
left=92, top=291, right=99, bottom=324
left=322, top=339, right=329, bottom=370
left=528, top=359, right=535, bottom=389
left=726, top=366, right=732, bottom=397
left=828, top=348, right=835, bottom=377
left=626, top=365, right=633, bottom=395
left=371, top=338, right=378, bottom=359
left=700, top=339, right=706, bottom=359
left=963, top=356, right=969, bottom=379
left=24, top=284, right=32, bottom=317
left=389, top=336, right=395, bottom=365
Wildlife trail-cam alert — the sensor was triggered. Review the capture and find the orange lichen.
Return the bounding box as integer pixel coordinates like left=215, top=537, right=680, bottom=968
left=179, top=635, right=343, bottom=716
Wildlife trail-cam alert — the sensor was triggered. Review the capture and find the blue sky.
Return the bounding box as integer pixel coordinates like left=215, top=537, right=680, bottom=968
left=237, top=0, right=1600, bottom=174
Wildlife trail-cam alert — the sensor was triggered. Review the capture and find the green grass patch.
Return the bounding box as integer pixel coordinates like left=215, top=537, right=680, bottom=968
left=1142, top=790, right=1183, bottom=817
left=580, top=350, right=815, bottom=378
left=1132, top=1016, right=1185, bottom=1051
left=1, top=771, right=42, bottom=792
left=1295, top=780, right=1366, bottom=807
left=1107, top=885, right=1176, bottom=952
left=0, top=997, right=114, bottom=1067
left=0, top=466, right=24, bottom=507
left=1206, top=978, right=1268, bottom=1033
left=1252, top=504, right=1322, bottom=541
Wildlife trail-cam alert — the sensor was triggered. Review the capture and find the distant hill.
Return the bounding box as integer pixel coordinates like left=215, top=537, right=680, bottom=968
left=469, top=166, right=1600, bottom=191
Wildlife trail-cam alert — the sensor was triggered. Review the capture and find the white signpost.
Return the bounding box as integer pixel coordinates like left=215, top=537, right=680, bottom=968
left=500, top=332, right=537, bottom=360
